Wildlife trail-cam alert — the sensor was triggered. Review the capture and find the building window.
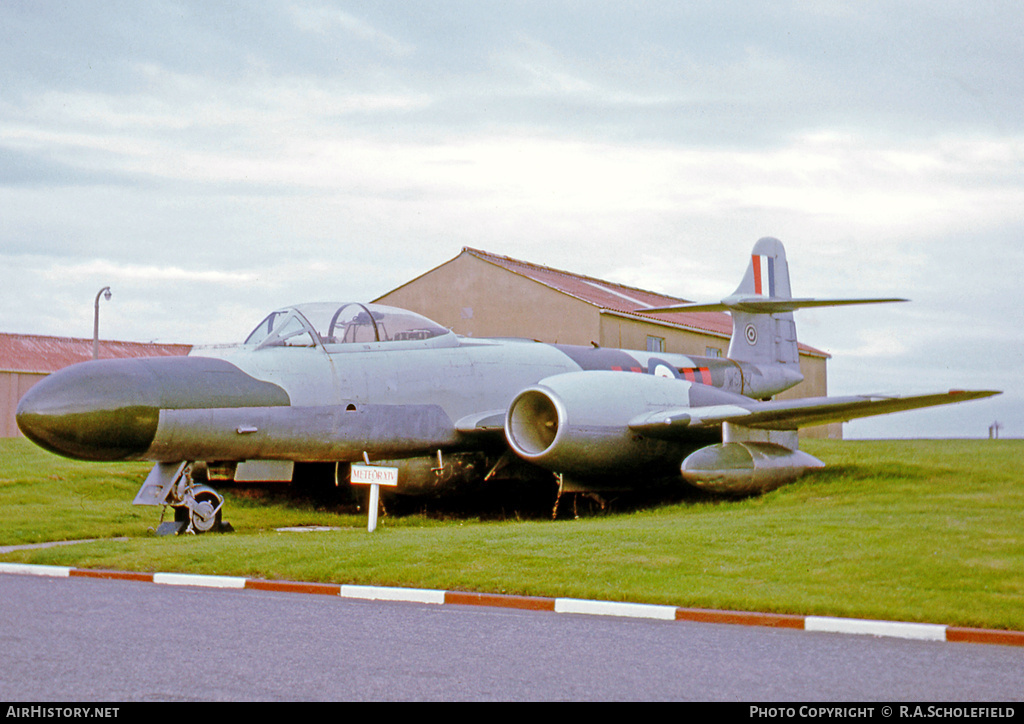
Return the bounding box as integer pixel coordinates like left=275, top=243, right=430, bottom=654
left=705, top=347, right=722, bottom=358
left=646, top=336, right=665, bottom=353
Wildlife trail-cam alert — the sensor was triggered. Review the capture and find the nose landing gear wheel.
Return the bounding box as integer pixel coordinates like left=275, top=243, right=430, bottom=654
left=189, top=493, right=221, bottom=533
left=173, top=489, right=224, bottom=534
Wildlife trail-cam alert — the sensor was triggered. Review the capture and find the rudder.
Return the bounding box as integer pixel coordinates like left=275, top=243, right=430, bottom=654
left=727, top=237, right=799, bottom=367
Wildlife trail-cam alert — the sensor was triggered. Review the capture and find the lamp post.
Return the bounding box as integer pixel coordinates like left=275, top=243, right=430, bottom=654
left=93, top=286, right=112, bottom=360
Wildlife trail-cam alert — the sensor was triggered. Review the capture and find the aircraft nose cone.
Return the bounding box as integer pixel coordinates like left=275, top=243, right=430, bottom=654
left=16, top=360, right=160, bottom=461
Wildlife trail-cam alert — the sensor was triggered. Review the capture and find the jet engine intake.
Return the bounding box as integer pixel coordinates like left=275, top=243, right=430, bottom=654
left=505, top=389, right=563, bottom=458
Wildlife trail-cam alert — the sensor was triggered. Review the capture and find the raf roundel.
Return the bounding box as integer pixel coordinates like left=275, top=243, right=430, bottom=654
left=745, top=324, right=758, bottom=345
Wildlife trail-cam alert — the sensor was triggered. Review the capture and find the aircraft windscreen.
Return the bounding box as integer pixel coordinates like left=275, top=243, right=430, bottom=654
left=244, top=303, right=450, bottom=347
left=244, top=310, right=312, bottom=347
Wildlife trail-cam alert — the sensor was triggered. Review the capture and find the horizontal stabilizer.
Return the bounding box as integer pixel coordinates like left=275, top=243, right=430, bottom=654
left=641, top=297, right=907, bottom=315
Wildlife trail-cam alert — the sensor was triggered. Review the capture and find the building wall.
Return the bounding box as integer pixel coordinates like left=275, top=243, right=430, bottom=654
left=377, top=253, right=601, bottom=344
left=1, top=371, right=44, bottom=438
left=598, top=312, right=729, bottom=358
left=379, top=252, right=840, bottom=438
left=383, top=263, right=829, bottom=400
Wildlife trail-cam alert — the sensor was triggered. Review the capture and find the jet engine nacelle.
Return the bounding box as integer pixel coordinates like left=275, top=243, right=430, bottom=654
left=505, top=371, right=697, bottom=479
left=680, top=441, right=825, bottom=495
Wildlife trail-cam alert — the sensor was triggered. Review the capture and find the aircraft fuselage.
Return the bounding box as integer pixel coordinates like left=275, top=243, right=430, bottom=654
left=16, top=331, right=775, bottom=471
left=16, top=241, right=999, bottom=521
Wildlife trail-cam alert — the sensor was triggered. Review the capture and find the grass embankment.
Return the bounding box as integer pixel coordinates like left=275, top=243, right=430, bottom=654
left=1, top=438, right=1021, bottom=631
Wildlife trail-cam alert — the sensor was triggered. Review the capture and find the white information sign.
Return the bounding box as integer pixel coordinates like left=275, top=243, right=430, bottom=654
left=350, top=464, right=399, bottom=486
left=350, top=463, right=400, bottom=532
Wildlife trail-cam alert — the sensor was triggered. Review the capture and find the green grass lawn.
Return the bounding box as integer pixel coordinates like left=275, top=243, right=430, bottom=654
left=1, top=437, right=1021, bottom=631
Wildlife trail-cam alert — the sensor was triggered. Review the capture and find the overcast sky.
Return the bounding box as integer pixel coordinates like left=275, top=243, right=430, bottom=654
left=2, top=1, right=1020, bottom=438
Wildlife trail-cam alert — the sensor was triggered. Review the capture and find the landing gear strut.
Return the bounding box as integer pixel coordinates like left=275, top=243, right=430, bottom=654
left=551, top=473, right=607, bottom=520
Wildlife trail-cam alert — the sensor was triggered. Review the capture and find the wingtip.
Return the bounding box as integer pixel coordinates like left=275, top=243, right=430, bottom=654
left=948, top=390, right=1002, bottom=399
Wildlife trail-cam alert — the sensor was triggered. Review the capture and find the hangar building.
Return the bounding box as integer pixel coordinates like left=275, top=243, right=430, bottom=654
left=376, top=247, right=837, bottom=438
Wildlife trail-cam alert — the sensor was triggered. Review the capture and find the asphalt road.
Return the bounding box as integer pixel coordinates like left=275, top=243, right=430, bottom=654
left=2, top=574, right=1022, bottom=702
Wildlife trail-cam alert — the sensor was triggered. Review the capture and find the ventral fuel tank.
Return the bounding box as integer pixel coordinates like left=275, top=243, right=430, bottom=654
left=680, top=442, right=824, bottom=495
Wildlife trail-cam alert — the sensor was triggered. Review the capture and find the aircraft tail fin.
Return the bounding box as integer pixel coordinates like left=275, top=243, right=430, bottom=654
left=726, top=237, right=798, bottom=366
left=734, top=236, right=792, bottom=303
left=640, top=237, right=907, bottom=368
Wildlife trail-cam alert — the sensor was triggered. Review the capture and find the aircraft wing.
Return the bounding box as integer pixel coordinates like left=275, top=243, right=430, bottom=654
left=629, top=390, right=1001, bottom=436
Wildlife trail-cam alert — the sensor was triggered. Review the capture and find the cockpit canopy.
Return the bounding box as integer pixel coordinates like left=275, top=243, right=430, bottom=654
left=244, top=303, right=453, bottom=350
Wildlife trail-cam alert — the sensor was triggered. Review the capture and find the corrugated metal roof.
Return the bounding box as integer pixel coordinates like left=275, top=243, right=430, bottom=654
left=462, top=247, right=827, bottom=357
left=0, top=333, right=191, bottom=374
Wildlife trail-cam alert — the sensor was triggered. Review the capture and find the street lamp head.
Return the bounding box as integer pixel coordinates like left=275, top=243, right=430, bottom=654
left=103, top=288, right=112, bottom=302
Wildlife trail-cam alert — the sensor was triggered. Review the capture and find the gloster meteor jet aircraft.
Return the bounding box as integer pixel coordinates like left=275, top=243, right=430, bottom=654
left=16, top=238, right=998, bottom=532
